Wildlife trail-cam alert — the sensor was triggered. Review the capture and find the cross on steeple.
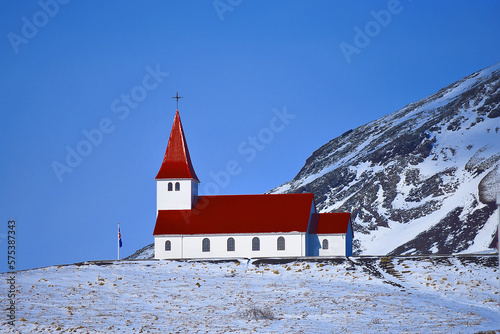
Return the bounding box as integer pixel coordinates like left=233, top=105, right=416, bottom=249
left=171, top=91, right=183, bottom=110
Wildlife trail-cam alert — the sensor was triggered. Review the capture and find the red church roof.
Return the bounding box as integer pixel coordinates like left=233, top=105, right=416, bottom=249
left=155, top=110, right=200, bottom=181
left=154, top=193, right=315, bottom=235
left=309, top=213, right=352, bottom=235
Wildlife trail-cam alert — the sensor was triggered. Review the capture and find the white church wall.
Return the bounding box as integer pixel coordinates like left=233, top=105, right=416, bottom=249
left=154, top=233, right=305, bottom=259
left=301, top=233, right=307, bottom=257
left=157, top=179, right=198, bottom=211
left=316, top=234, right=348, bottom=257
left=154, top=236, right=183, bottom=259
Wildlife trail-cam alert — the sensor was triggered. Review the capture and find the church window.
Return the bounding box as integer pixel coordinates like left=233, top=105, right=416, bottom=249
left=202, top=238, right=210, bottom=252
left=277, top=236, right=285, bottom=250
left=252, top=237, right=260, bottom=251
left=175, top=182, right=180, bottom=191
left=322, top=239, right=329, bottom=250
left=227, top=237, right=235, bottom=251
left=165, top=240, right=171, bottom=251
left=168, top=182, right=173, bottom=191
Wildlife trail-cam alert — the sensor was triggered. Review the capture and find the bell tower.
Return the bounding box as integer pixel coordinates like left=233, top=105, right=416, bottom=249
left=155, top=109, right=199, bottom=211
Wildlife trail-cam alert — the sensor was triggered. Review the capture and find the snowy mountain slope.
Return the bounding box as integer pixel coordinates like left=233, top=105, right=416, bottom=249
left=270, top=62, right=500, bottom=255
left=124, top=243, right=154, bottom=260
left=1, top=256, right=498, bottom=333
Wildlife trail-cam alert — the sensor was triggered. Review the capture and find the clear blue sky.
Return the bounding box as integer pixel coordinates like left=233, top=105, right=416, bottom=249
left=1, top=0, right=499, bottom=271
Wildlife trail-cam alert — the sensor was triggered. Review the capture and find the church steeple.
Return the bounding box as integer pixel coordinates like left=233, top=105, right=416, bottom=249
left=156, top=108, right=199, bottom=211
left=155, top=110, right=199, bottom=182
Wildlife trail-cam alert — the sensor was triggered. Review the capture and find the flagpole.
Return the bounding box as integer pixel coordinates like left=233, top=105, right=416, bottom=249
left=118, top=223, right=120, bottom=261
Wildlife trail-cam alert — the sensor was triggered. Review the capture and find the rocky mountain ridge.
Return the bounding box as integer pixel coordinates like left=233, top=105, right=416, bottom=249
left=269, top=62, right=500, bottom=255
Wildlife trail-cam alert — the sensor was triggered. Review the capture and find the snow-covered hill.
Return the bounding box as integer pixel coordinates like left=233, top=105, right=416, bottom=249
left=270, top=62, right=500, bottom=256
left=1, top=256, right=498, bottom=333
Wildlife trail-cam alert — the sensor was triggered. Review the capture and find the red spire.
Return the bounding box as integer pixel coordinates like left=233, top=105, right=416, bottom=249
left=155, top=110, right=200, bottom=181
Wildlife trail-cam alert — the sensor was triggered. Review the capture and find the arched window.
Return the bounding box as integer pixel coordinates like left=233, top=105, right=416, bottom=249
left=202, top=238, right=210, bottom=252
left=322, top=239, right=329, bottom=250
left=175, top=182, right=180, bottom=191
left=277, top=236, right=285, bottom=250
left=252, top=237, right=260, bottom=251
left=227, top=237, right=235, bottom=252
left=168, top=182, right=173, bottom=191
left=165, top=240, right=171, bottom=251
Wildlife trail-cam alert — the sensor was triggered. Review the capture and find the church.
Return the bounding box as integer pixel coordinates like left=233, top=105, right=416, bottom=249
left=153, top=107, right=353, bottom=260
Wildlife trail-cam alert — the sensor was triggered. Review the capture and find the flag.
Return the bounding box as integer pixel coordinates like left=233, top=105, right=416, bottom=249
left=118, top=225, right=123, bottom=248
